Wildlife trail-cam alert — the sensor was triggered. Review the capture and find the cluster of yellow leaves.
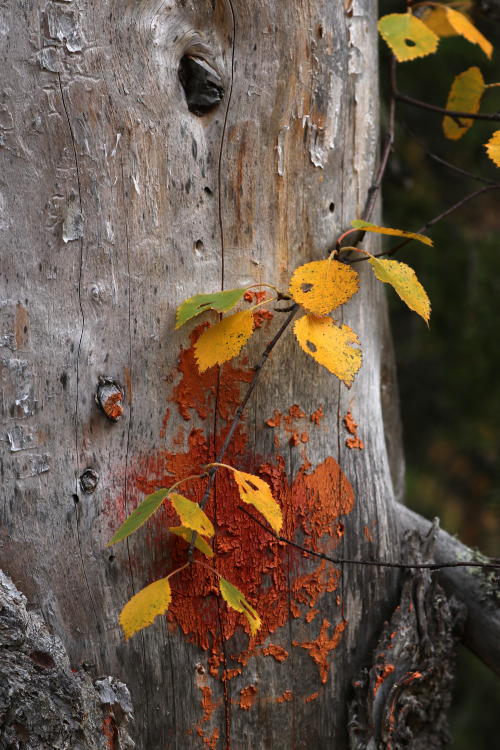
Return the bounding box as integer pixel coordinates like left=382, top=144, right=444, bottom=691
left=378, top=6, right=500, bottom=168
left=108, top=463, right=282, bottom=639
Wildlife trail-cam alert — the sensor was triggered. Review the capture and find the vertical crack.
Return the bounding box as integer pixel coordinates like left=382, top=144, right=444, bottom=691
left=57, top=73, right=103, bottom=649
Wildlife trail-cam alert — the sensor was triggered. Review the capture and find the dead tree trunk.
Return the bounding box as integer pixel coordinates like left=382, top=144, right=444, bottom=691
left=1, top=1, right=492, bottom=748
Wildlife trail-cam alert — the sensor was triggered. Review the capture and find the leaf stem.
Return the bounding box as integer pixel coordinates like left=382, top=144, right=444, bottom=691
left=395, top=91, right=500, bottom=122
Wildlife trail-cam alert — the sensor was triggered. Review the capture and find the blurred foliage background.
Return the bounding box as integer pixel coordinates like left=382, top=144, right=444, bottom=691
left=379, top=1, right=500, bottom=745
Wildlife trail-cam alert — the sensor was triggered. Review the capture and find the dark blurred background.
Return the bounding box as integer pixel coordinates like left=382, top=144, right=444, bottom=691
left=379, top=1, right=500, bottom=745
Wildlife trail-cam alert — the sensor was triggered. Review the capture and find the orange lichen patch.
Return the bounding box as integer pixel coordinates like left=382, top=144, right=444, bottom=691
left=244, top=290, right=255, bottom=302
left=159, top=408, right=170, bottom=439
left=344, top=410, right=364, bottom=450
left=200, top=686, right=214, bottom=723
left=106, top=332, right=356, bottom=681
left=224, top=668, right=242, bottom=680
left=202, top=728, right=219, bottom=749
left=364, top=525, right=373, bottom=543
left=277, top=690, right=292, bottom=703
left=293, top=561, right=341, bottom=609
left=310, top=405, right=324, bottom=424
left=283, top=404, right=306, bottom=432
left=253, top=309, right=273, bottom=329
left=104, top=392, right=123, bottom=420
left=262, top=644, right=289, bottom=662
left=266, top=409, right=282, bottom=428
left=295, top=618, right=348, bottom=684
left=289, top=432, right=300, bottom=447
left=306, top=692, right=319, bottom=703
left=239, top=685, right=258, bottom=710
left=306, top=608, right=319, bottom=623
left=255, top=291, right=266, bottom=303
left=101, top=709, right=115, bottom=749
left=373, top=664, right=395, bottom=696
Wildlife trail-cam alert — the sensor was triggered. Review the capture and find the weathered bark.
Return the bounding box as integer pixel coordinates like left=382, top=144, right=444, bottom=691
left=0, top=570, right=134, bottom=749
left=0, top=1, right=477, bottom=748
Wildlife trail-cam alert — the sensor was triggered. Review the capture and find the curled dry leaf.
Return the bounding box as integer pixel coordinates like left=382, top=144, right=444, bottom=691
left=378, top=13, right=439, bottom=62
left=120, top=577, right=172, bottom=640
left=288, top=259, right=359, bottom=316
left=294, top=315, right=362, bottom=387
left=194, top=310, right=255, bottom=372
left=168, top=493, right=214, bottom=537
left=176, top=288, right=246, bottom=329
left=368, top=257, right=430, bottom=326
left=169, top=526, right=214, bottom=558
left=351, top=220, right=433, bottom=246
left=219, top=576, right=262, bottom=637
left=443, top=67, right=485, bottom=140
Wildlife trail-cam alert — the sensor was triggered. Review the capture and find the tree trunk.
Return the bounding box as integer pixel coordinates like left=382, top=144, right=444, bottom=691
left=0, top=1, right=463, bottom=748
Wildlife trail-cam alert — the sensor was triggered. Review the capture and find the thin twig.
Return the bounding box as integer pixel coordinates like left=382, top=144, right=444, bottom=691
left=400, top=119, right=497, bottom=185
left=395, top=91, right=500, bottom=122
left=187, top=305, right=299, bottom=561
left=237, top=505, right=500, bottom=573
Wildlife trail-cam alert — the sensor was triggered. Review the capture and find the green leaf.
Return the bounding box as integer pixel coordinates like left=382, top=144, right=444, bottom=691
left=378, top=13, right=439, bottom=62
left=176, top=289, right=246, bottom=329
left=120, top=577, right=172, bottom=640
left=169, top=526, right=214, bottom=558
left=107, top=488, right=170, bottom=546
left=351, top=220, right=433, bottom=246
left=368, top=257, right=430, bottom=325
left=219, top=576, right=261, bottom=637
left=168, top=493, right=214, bottom=537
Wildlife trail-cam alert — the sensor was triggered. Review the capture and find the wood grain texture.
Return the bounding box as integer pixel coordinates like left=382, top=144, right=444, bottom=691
left=1, top=1, right=402, bottom=748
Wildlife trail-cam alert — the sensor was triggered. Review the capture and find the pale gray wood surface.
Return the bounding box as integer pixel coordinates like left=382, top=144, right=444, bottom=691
left=1, top=1, right=402, bottom=747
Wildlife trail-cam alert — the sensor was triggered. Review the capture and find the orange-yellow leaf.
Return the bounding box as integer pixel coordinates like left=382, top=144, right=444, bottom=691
left=194, top=310, right=254, bottom=372
left=288, top=259, right=359, bottom=316
left=443, top=67, right=485, bottom=140
left=422, top=6, right=492, bottom=59
left=368, top=258, right=430, bottom=325
left=293, top=315, right=362, bottom=387
left=485, top=130, right=500, bottom=167
left=168, top=493, right=214, bottom=537
left=219, top=576, right=261, bottom=637
left=378, top=13, right=439, bottom=62
left=119, top=577, right=172, bottom=640
left=230, top=469, right=283, bottom=533
left=351, top=220, right=433, bottom=246
left=169, top=526, right=214, bottom=558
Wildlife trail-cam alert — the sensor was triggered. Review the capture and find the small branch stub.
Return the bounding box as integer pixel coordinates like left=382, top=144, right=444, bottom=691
left=95, top=376, right=124, bottom=421
left=79, top=468, right=99, bottom=494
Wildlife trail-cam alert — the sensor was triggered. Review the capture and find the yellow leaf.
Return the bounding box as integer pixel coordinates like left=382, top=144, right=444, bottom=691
left=351, top=220, right=433, bottom=246
left=119, top=577, right=172, bottom=640
left=231, top=470, right=283, bottom=534
left=443, top=67, right=485, bottom=140
left=168, top=493, right=214, bottom=537
left=485, top=130, right=500, bottom=167
left=288, top=259, right=359, bottom=316
left=169, top=526, right=214, bottom=558
left=378, top=13, right=439, bottom=62
left=293, top=315, right=362, bottom=387
left=422, top=6, right=492, bottom=59
left=368, top=258, right=430, bottom=325
left=194, top=310, right=255, bottom=372
left=219, top=576, right=261, bottom=637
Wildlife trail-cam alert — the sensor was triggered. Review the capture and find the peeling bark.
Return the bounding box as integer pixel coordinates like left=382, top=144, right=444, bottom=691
left=0, top=570, right=134, bottom=749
